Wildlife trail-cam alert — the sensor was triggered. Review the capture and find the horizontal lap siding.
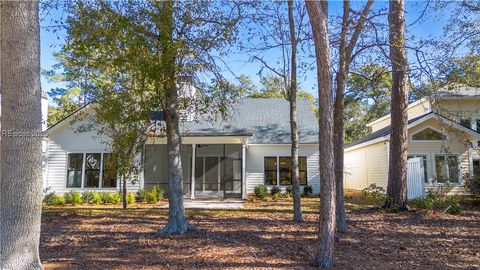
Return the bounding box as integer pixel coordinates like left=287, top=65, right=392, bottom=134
left=246, top=144, right=320, bottom=195
left=344, top=142, right=388, bottom=190
left=46, top=121, right=141, bottom=194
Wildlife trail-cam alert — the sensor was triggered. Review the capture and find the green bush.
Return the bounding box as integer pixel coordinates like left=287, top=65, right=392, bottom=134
left=272, top=192, right=280, bottom=201
left=136, top=189, right=147, bottom=203
left=100, top=192, right=121, bottom=204
left=151, top=186, right=165, bottom=200
left=145, top=190, right=159, bottom=204
left=303, top=185, right=313, bottom=196
left=270, top=186, right=281, bottom=196
left=262, top=195, right=269, bottom=202
left=463, top=174, right=480, bottom=195
left=64, top=191, right=82, bottom=205
left=127, top=192, right=136, bottom=204
left=285, top=186, right=293, bottom=197
left=409, top=194, right=462, bottom=215
left=43, top=193, right=65, bottom=206
left=362, top=184, right=386, bottom=207
left=254, top=185, right=268, bottom=199
left=91, top=192, right=102, bottom=204
left=81, top=191, right=94, bottom=203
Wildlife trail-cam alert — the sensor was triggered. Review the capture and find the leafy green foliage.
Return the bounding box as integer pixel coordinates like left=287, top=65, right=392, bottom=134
left=272, top=193, right=280, bottom=201
left=254, top=185, right=268, bottom=199
left=302, top=185, right=313, bottom=197
left=127, top=192, right=136, bottom=204
left=145, top=190, right=159, bottom=204
left=81, top=191, right=94, bottom=203
left=409, top=193, right=462, bottom=215
left=64, top=191, right=83, bottom=205
left=43, top=193, right=65, bottom=206
left=270, top=186, right=281, bottom=196
left=100, top=192, right=121, bottom=204
left=285, top=186, right=293, bottom=197
left=362, top=184, right=386, bottom=207
left=345, top=64, right=392, bottom=143
left=91, top=192, right=102, bottom=204
left=135, top=189, right=147, bottom=203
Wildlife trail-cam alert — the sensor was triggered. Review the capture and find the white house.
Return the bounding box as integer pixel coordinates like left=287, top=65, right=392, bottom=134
left=344, top=85, right=480, bottom=194
left=44, top=97, right=320, bottom=199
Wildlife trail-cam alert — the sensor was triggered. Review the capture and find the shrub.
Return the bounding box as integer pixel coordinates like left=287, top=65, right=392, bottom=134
left=151, top=186, right=165, bottom=200
left=100, top=192, right=111, bottom=203
left=409, top=193, right=437, bottom=209
left=145, top=190, right=159, bottom=204
left=82, top=191, right=94, bottom=203
left=262, top=195, right=269, bottom=202
left=127, top=192, right=136, bottom=204
left=270, top=186, right=281, bottom=196
left=254, top=184, right=268, bottom=199
left=463, top=174, right=480, bottom=195
left=285, top=186, right=293, bottom=197
left=136, top=189, right=147, bottom=203
left=64, top=191, right=82, bottom=205
left=362, top=184, right=386, bottom=207
left=303, top=185, right=313, bottom=197
left=272, top=192, right=280, bottom=201
left=110, top=192, right=121, bottom=204
left=43, top=193, right=65, bottom=206
left=91, top=192, right=102, bottom=204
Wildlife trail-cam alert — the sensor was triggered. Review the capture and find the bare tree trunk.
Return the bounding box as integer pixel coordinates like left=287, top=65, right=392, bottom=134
left=122, top=174, right=127, bottom=210
left=385, top=0, right=409, bottom=209
left=333, top=0, right=350, bottom=234
left=334, top=0, right=374, bottom=234
left=287, top=0, right=303, bottom=223
left=0, top=1, right=44, bottom=269
left=160, top=0, right=191, bottom=234
left=306, top=1, right=336, bottom=268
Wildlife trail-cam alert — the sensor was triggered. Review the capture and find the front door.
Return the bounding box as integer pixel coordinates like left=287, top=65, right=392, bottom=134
left=222, top=157, right=242, bottom=198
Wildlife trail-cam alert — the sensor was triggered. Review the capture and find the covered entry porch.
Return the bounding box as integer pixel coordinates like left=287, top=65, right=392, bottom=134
left=144, top=136, right=249, bottom=199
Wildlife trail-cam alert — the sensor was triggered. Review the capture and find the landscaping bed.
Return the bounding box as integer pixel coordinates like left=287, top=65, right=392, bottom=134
left=40, top=197, right=480, bottom=269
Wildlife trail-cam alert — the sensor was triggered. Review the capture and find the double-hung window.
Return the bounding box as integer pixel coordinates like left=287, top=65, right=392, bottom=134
left=434, top=154, right=459, bottom=183
left=67, top=153, right=83, bottom=188
left=66, top=153, right=117, bottom=188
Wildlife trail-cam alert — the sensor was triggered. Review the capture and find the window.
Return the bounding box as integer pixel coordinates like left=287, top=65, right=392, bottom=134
left=412, top=127, right=446, bottom=141
left=67, top=153, right=83, bottom=187
left=473, top=160, right=480, bottom=181
left=264, top=156, right=307, bottom=185
left=85, top=153, right=101, bottom=188
left=434, top=155, right=459, bottom=183
left=66, top=153, right=117, bottom=188
left=460, top=118, right=471, bottom=129
left=408, top=155, right=428, bottom=183
left=264, top=157, right=277, bottom=185
left=102, top=153, right=117, bottom=188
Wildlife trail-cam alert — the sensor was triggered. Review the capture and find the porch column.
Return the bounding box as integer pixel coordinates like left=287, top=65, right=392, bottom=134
left=242, top=144, right=247, bottom=199
left=191, top=144, right=196, bottom=199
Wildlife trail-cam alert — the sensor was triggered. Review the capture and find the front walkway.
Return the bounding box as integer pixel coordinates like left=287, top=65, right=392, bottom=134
left=160, top=198, right=245, bottom=209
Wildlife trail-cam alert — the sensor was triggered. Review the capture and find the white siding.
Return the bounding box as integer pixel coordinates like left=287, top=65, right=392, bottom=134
left=245, top=144, right=320, bottom=195
left=344, top=141, right=389, bottom=190
left=45, top=118, right=141, bottom=194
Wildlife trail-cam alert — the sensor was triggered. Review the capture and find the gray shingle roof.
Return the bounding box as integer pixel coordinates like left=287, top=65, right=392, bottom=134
left=181, top=98, right=318, bottom=144
left=345, top=112, right=433, bottom=148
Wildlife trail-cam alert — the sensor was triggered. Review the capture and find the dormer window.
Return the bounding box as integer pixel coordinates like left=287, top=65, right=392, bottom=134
left=411, top=127, right=446, bottom=141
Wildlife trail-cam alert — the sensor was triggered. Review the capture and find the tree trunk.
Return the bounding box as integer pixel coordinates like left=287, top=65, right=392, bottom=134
left=122, top=174, right=127, bottom=210
left=333, top=0, right=350, bottom=234
left=160, top=0, right=191, bottom=234
left=287, top=0, right=303, bottom=223
left=385, top=0, right=409, bottom=209
left=0, top=1, right=44, bottom=269
left=306, top=1, right=336, bottom=268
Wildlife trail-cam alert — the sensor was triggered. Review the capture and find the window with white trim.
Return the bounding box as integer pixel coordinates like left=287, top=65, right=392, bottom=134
left=66, top=153, right=117, bottom=188
left=264, top=156, right=307, bottom=186
left=434, top=154, right=459, bottom=183
left=412, top=127, right=446, bottom=141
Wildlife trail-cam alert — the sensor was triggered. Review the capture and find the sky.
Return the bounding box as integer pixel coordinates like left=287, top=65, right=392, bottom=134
left=39, top=1, right=451, bottom=104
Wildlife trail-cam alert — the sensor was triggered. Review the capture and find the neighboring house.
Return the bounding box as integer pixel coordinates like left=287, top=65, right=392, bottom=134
left=44, top=98, right=320, bottom=199
left=344, top=85, right=480, bottom=194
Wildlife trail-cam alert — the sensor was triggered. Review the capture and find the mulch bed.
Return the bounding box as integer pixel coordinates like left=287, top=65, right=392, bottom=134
left=40, top=199, right=480, bottom=269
